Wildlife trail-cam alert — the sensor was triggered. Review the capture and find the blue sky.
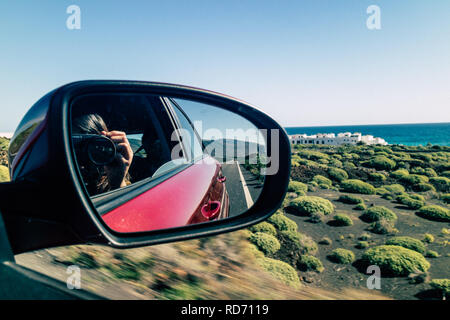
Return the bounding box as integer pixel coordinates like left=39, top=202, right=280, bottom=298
left=0, top=1, right=449, bottom=132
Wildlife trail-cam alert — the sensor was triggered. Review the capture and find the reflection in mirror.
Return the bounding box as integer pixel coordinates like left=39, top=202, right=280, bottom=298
left=70, top=93, right=266, bottom=233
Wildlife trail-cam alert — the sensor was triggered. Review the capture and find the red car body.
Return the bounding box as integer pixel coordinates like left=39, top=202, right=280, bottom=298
left=102, top=156, right=229, bottom=233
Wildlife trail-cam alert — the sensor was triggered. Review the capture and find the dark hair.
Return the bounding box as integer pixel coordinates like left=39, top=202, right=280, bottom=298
left=72, top=114, right=110, bottom=195
left=72, top=114, right=108, bottom=135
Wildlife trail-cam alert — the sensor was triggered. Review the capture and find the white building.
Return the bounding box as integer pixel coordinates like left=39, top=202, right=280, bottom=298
left=289, top=132, right=387, bottom=146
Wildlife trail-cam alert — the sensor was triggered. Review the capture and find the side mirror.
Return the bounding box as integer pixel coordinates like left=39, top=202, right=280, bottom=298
left=1, top=81, right=291, bottom=253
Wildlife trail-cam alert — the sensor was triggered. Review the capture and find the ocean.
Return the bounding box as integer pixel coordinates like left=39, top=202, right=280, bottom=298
left=285, top=123, right=450, bottom=146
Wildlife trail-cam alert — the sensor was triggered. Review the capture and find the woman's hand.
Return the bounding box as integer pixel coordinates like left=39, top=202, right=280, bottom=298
left=102, top=130, right=133, bottom=189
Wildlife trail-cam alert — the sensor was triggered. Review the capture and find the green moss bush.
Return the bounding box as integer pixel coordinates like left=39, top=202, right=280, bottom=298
left=400, top=174, right=429, bottom=186
left=328, top=248, right=355, bottom=264
left=429, top=279, right=450, bottom=296
left=413, top=183, right=436, bottom=192
left=355, top=241, right=369, bottom=249
left=391, top=169, right=409, bottom=179
left=383, top=184, right=405, bottom=195
left=268, top=212, right=298, bottom=232
left=369, top=172, right=387, bottom=182
left=385, top=236, right=426, bottom=254
left=367, top=220, right=398, bottom=235
left=287, top=196, right=334, bottom=217
left=341, top=179, right=376, bottom=195
left=362, top=206, right=397, bottom=223
left=249, top=232, right=281, bottom=255
left=362, top=245, right=430, bottom=276
left=297, top=255, right=324, bottom=273
left=395, top=194, right=425, bottom=210
left=423, top=233, right=434, bottom=243
left=0, top=165, right=9, bottom=183
left=287, top=181, right=308, bottom=195
left=338, top=194, right=364, bottom=204
left=248, top=222, right=277, bottom=237
left=332, top=214, right=353, bottom=226
left=429, top=177, right=450, bottom=192
left=354, top=203, right=367, bottom=211
left=313, top=175, right=332, bottom=187
left=280, top=230, right=318, bottom=255
left=440, top=193, right=450, bottom=204
left=258, top=257, right=300, bottom=288
left=328, top=167, right=348, bottom=182
left=417, top=205, right=450, bottom=222
left=366, top=156, right=396, bottom=171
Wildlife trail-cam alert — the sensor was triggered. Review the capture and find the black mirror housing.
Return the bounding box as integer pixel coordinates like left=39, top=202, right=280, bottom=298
left=0, top=80, right=291, bottom=254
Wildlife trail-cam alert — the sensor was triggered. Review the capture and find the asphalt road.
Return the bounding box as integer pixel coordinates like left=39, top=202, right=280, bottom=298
left=221, top=161, right=264, bottom=217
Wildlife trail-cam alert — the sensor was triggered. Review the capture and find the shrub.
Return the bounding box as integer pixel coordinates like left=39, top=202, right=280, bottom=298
left=366, top=156, right=396, bottom=171
left=313, top=175, right=332, bottom=187
left=268, top=212, right=298, bottom=232
left=318, top=237, right=332, bottom=245
left=385, top=236, right=426, bottom=254
left=71, top=252, right=99, bottom=269
left=423, top=233, right=434, bottom=243
left=287, top=181, right=308, bottom=195
left=329, top=159, right=343, bottom=168
left=429, top=177, right=450, bottom=192
left=280, top=230, right=318, bottom=255
left=287, top=196, right=334, bottom=217
left=297, top=255, right=324, bottom=273
left=362, top=245, right=430, bottom=276
left=299, top=150, right=329, bottom=161
left=441, top=193, right=450, bottom=204
left=341, top=179, right=376, bottom=195
left=355, top=241, right=369, bottom=249
left=248, top=222, right=277, bottom=237
left=258, top=257, right=300, bottom=287
left=249, top=232, right=281, bottom=255
left=383, top=184, right=405, bottom=195
left=429, top=279, right=450, bottom=297
left=362, top=206, right=397, bottom=223
left=368, top=220, right=398, bottom=235
left=328, top=167, right=348, bottom=182
left=358, top=232, right=371, bottom=241
left=417, top=205, right=450, bottom=222
left=396, top=194, right=425, bottom=210
left=308, top=211, right=324, bottom=223
left=354, top=203, right=367, bottom=211
left=375, top=187, right=390, bottom=196
left=413, top=183, right=436, bottom=192
left=0, top=165, right=9, bottom=183
left=400, top=174, right=429, bottom=186
left=338, top=194, right=363, bottom=205
left=369, top=172, right=387, bottom=182
left=391, top=169, right=409, bottom=179
left=328, top=248, right=355, bottom=264
left=410, top=194, right=425, bottom=201
left=332, top=214, right=353, bottom=226
left=426, top=250, right=440, bottom=258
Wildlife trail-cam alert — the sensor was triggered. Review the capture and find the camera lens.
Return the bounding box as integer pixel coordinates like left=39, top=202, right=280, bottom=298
left=87, top=136, right=116, bottom=166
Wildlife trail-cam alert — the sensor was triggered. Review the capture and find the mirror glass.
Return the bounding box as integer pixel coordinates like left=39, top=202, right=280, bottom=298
left=70, top=93, right=266, bottom=233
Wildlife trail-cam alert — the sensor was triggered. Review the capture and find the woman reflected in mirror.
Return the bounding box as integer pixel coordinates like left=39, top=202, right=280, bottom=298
left=72, top=114, right=133, bottom=195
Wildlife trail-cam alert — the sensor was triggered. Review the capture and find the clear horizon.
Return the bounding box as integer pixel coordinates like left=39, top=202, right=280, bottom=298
left=1, top=1, right=449, bottom=132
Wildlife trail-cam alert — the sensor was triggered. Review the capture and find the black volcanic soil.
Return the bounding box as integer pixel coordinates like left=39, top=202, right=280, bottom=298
left=285, top=189, right=450, bottom=300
